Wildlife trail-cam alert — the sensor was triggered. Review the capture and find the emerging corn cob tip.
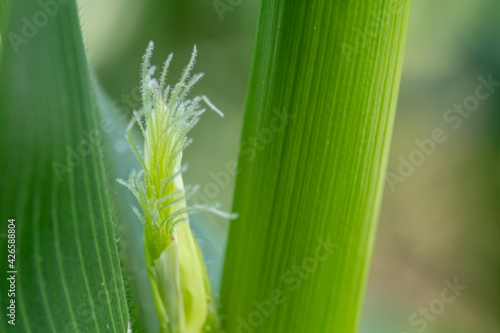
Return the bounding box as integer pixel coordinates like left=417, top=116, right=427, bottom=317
left=118, top=41, right=236, bottom=333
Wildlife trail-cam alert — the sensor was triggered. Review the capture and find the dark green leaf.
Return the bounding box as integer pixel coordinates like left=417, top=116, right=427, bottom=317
left=0, top=1, right=129, bottom=332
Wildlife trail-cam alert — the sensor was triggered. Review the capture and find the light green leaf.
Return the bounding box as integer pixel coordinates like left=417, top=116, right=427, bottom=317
left=221, top=1, right=411, bottom=332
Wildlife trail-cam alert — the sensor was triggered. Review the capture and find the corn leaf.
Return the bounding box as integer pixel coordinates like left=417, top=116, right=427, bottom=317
left=221, top=1, right=411, bottom=332
left=0, top=1, right=129, bottom=332
left=0, top=0, right=10, bottom=36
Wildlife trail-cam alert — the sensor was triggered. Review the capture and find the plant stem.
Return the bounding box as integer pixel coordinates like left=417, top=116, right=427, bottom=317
left=221, top=1, right=411, bottom=332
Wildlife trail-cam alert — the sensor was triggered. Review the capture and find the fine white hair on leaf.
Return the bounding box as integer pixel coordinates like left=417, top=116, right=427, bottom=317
left=202, top=95, right=224, bottom=117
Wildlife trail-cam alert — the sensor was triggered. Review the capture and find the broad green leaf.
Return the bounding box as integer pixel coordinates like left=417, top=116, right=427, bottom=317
left=221, top=1, right=411, bottom=332
left=0, top=1, right=129, bottom=332
left=0, top=0, right=10, bottom=37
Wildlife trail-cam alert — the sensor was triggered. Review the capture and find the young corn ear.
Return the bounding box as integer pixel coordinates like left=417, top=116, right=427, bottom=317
left=119, top=42, right=229, bottom=333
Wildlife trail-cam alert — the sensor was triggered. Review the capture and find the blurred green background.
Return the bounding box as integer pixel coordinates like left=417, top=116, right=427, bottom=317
left=78, top=0, right=500, bottom=332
